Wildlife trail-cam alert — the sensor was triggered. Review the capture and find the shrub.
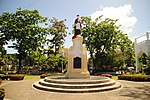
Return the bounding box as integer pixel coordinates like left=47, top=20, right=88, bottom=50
left=0, top=88, right=5, bottom=100
left=101, top=74, right=112, bottom=78
left=40, top=74, right=49, bottom=78
left=118, top=74, right=150, bottom=81
left=0, top=75, right=10, bottom=80
left=9, top=74, right=25, bottom=80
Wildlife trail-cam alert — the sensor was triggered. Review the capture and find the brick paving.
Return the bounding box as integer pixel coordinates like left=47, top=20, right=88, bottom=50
left=1, top=79, right=150, bottom=100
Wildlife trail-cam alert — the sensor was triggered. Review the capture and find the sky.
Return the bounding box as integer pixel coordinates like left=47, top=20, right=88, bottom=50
left=0, top=0, right=150, bottom=54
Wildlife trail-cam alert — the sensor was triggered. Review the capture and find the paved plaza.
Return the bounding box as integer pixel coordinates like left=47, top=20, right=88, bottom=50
left=1, top=79, right=150, bottom=100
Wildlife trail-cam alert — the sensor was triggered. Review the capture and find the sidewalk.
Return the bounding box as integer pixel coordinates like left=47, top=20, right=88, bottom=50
left=1, top=79, right=150, bottom=100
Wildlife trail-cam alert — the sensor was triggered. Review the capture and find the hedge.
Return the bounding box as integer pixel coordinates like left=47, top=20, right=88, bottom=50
left=9, top=74, right=25, bottom=80
left=40, top=74, right=49, bottom=78
left=0, top=75, right=10, bottom=80
left=118, top=74, right=150, bottom=81
left=0, top=74, right=25, bottom=81
left=101, top=74, right=112, bottom=78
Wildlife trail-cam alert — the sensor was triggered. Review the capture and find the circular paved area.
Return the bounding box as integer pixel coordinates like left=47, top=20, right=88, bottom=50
left=1, top=79, right=150, bottom=100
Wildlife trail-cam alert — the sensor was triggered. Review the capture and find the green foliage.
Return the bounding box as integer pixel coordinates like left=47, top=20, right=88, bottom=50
left=0, top=7, right=69, bottom=74
left=0, top=25, right=8, bottom=58
left=142, top=56, right=150, bottom=75
left=139, top=53, right=150, bottom=74
left=0, top=33, right=7, bottom=60
left=0, top=8, right=49, bottom=73
left=81, top=16, right=135, bottom=71
left=27, top=48, right=45, bottom=66
left=6, top=54, right=18, bottom=65
left=47, top=54, right=59, bottom=69
left=48, top=17, right=68, bottom=55
left=0, top=47, right=6, bottom=57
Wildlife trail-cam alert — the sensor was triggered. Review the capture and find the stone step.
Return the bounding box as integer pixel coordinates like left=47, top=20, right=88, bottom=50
left=33, top=81, right=121, bottom=93
left=39, top=79, right=116, bottom=89
left=44, top=76, right=110, bottom=84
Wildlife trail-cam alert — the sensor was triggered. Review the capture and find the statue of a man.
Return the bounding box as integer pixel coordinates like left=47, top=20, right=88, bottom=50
left=72, top=15, right=82, bottom=39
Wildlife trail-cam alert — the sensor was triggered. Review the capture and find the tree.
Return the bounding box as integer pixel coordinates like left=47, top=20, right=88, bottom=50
left=139, top=53, right=148, bottom=74
left=145, top=53, right=150, bottom=75
left=0, top=8, right=48, bottom=73
left=0, top=32, right=7, bottom=57
left=139, top=53, right=150, bottom=75
left=81, top=16, right=134, bottom=71
left=37, top=17, right=68, bottom=72
left=48, top=17, right=68, bottom=55
left=81, top=16, right=97, bottom=69
left=27, top=48, right=43, bottom=66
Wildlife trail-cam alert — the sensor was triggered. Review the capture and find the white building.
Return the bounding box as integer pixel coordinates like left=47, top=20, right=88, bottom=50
left=134, top=31, right=150, bottom=72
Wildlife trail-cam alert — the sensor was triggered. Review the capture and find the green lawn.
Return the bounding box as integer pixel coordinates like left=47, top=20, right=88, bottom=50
left=112, top=76, right=118, bottom=80
left=23, top=73, right=64, bottom=80
left=24, top=75, right=40, bottom=80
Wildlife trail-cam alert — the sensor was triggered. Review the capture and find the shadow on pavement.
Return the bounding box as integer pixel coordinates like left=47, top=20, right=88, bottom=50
left=120, top=85, right=150, bottom=99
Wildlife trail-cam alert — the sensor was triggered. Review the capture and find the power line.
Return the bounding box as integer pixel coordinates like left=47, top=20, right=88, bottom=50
left=23, top=0, right=42, bottom=9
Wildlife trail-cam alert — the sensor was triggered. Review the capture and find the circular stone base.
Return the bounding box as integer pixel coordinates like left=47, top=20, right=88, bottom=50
left=44, top=76, right=110, bottom=84
left=33, top=76, right=122, bottom=93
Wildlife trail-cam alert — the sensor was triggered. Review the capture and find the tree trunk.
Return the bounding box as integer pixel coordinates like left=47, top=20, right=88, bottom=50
left=90, top=51, right=94, bottom=69
left=17, top=54, right=22, bottom=74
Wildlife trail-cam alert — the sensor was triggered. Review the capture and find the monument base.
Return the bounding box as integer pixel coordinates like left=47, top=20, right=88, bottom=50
left=65, top=70, right=90, bottom=79
left=65, top=35, right=90, bottom=79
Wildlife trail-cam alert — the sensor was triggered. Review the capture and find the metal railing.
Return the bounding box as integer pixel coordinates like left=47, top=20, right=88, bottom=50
left=135, top=31, right=150, bottom=44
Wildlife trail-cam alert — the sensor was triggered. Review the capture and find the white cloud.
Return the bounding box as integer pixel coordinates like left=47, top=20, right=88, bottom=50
left=90, top=4, right=137, bottom=36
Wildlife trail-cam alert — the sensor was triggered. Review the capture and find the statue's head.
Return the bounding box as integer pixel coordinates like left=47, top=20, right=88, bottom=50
left=76, top=15, right=81, bottom=23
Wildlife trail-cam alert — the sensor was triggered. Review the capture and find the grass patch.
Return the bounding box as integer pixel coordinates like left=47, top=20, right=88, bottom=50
left=24, top=73, right=64, bottom=80
left=112, top=76, right=118, bottom=80
left=24, top=75, right=40, bottom=80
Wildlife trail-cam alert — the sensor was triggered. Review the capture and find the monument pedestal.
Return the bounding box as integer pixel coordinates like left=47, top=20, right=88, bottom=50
left=65, top=35, right=90, bottom=79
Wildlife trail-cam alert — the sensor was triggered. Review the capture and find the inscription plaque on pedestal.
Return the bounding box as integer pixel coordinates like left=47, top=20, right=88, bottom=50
left=74, top=57, right=81, bottom=68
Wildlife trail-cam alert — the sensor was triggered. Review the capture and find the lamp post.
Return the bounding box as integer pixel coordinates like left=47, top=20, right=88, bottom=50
left=61, top=49, right=64, bottom=73
left=61, top=60, right=63, bottom=73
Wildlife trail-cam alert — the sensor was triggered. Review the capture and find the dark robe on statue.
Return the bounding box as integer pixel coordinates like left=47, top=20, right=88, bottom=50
left=72, top=17, right=82, bottom=39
